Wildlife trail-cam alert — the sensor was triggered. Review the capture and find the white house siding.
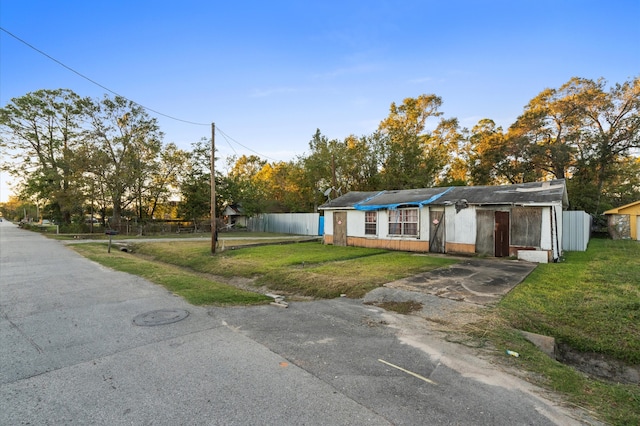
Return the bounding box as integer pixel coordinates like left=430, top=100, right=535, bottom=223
left=419, top=208, right=430, bottom=241
left=540, top=204, right=564, bottom=259
left=442, top=206, right=476, bottom=254
left=324, top=211, right=334, bottom=235
left=554, top=204, right=564, bottom=259
left=446, top=206, right=476, bottom=244
left=379, top=210, right=390, bottom=238
left=347, top=211, right=366, bottom=237
left=540, top=206, right=552, bottom=251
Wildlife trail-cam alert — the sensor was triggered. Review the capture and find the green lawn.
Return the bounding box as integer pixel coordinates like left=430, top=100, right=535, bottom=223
left=70, top=239, right=455, bottom=300
left=130, top=240, right=456, bottom=298
left=498, top=238, right=639, bottom=364
left=477, top=238, right=639, bottom=425
left=69, top=243, right=271, bottom=306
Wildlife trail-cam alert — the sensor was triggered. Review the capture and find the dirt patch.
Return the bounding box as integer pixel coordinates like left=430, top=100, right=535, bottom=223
left=556, top=343, right=640, bottom=385
left=365, top=300, right=423, bottom=315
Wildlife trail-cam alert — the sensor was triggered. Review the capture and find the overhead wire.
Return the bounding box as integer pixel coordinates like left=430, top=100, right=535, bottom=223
left=1, top=26, right=285, bottom=163
left=215, top=129, right=238, bottom=156
left=216, top=127, right=279, bottom=162
left=1, top=27, right=200, bottom=126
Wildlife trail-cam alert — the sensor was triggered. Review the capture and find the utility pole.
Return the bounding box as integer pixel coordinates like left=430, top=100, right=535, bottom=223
left=211, top=122, right=216, bottom=254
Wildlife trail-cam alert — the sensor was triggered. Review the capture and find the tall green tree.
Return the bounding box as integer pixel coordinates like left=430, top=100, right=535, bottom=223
left=178, top=138, right=218, bottom=228
left=301, top=129, right=347, bottom=204
left=509, top=83, right=582, bottom=180
left=220, top=154, right=268, bottom=216
left=466, top=119, right=507, bottom=185
left=569, top=76, right=640, bottom=213
left=431, top=118, right=467, bottom=186
left=0, top=89, right=91, bottom=223
left=86, top=95, right=163, bottom=227
left=377, top=94, right=445, bottom=189
left=506, top=76, right=640, bottom=212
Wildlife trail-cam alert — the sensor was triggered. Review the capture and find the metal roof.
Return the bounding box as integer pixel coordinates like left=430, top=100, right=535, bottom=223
left=318, top=180, right=568, bottom=210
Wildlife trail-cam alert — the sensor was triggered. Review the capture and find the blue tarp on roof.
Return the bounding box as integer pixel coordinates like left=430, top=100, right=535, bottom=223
left=354, top=187, right=454, bottom=211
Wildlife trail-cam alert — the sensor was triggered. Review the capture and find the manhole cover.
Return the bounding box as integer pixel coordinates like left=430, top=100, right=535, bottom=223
left=133, top=309, right=189, bottom=326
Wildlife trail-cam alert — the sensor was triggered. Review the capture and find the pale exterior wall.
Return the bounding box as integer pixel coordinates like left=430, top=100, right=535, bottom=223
left=539, top=204, right=564, bottom=260
left=444, top=206, right=476, bottom=245
left=419, top=208, right=430, bottom=241
left=540, top=206, right=552, bottom=250
left=553, top=204, right=563, bottom=256
left=324, top=211, right=334, bottom=235
left=379, top=209, right=390, bottom=238
left=347, top=211, right=366, bottom=237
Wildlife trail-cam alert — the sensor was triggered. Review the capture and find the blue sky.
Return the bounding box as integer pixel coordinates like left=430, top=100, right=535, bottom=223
left=1, top=0, right=639, bottom=201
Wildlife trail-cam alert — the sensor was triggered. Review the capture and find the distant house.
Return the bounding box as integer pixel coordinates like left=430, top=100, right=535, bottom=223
left=603, top=201, right=640, bottom=240
left=319, top=180, right=569, bottom=263
left=222, top=204, right=247, bottom=228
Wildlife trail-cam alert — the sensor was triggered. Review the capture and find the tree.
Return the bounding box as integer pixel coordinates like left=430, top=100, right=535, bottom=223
left=569, top=76, right=640, bottom=213
left=431, top=118, right=467, bottom=186
left=508, top=84, right=582, bottom=180
left=506, top=76, right=640, bottom=213
left=300, top=129, right=347, bottom=206
left=220, top=154, right=268, bottom=216
left=466, top=119, right=509, bottom=185
left=178, top=138, right=216, bottom=228
left=0, top=89, right=91, bottom=223
left=145, top=143, right=188, bottom=220
left=342, top=133, right=383, bottom=191
left=85, top=95, right=163, bottom=228
left=377, top=94, right=445, bottom=189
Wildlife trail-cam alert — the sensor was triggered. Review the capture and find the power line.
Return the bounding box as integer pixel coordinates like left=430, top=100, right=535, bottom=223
left=0, top=27, right=209, bottom=126
left=216, top=129, right=238, bottom=156
left=1, top=27, right=286, bottom=162
left=216, top=127, right=279, bottom=162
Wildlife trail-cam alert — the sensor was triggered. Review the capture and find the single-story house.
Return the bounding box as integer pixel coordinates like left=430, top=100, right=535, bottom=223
left=319, top=179, right=569, bottom=263
left=603, top=201, right=640, bottom=240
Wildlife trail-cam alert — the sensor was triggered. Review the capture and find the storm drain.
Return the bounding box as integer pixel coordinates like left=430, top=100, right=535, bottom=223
left=133, top=309, right=189, bottom=326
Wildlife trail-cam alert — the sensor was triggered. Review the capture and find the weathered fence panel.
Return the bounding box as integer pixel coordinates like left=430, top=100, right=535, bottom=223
left=562, top=211, right=591, bottom=251
left=247, top=213, right=321, bottom=235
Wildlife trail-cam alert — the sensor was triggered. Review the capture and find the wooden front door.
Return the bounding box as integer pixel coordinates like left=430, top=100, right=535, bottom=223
left=333, top=212, right=347, bottom=246
left=494, top=211, right=510, bottom=257
left=475, top=210, right=494, bottom=256
left=429, top=209, right=445, bottom=253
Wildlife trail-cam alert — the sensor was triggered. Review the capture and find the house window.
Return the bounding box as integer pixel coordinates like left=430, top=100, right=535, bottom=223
left=365, top=211, right=377, bottom=235
left=388, top=208, right=419, bottom=236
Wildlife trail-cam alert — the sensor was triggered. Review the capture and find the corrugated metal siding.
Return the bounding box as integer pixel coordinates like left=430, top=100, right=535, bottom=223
left=562, top=211, right=591, bottom=251
left=247, top=213, right=320, bottom=235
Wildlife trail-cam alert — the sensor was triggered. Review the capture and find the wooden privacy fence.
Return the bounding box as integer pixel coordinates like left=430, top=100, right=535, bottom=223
left=247, top=213, right=322, bottom=236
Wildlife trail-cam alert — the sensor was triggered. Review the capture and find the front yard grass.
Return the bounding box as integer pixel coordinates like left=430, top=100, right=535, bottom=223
left=130, top=240, right=456, bottom=298
left=472, top=238, right=639, bottom=425
left=69, top=243, right=271, bottom=306
left=498, top=238, right=639, bottom=364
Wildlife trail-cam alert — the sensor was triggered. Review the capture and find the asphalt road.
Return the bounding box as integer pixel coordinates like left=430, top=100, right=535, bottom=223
left=0, top=221, right=593, bottom=425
